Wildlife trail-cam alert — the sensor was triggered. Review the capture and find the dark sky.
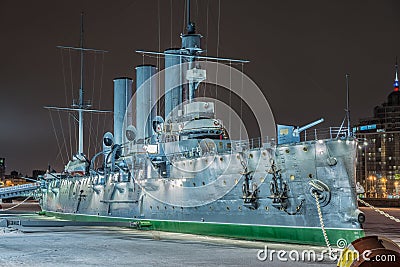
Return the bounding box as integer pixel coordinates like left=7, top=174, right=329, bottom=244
left=1, top=0, right=400, bottom=175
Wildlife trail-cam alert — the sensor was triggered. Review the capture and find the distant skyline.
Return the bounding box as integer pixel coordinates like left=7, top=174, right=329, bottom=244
left=1, top=0, right=400, bottom=174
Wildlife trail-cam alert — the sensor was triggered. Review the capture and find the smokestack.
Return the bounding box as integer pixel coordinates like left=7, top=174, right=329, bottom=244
left=113, top=77, right=133, bottom=145
left=164, top=49, right=182, bottom=121
left=135, top=65, right=157, bottom=142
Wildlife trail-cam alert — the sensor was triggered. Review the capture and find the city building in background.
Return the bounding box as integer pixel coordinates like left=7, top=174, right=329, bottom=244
left=354, top=60, right=400, bottom=198
left=32, top=170, right=46, bottom=180
left=0, top=158, right=5, bottom=179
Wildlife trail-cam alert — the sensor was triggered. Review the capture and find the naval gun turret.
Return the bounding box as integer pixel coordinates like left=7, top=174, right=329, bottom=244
left=277, top=118, right=324, bottom=145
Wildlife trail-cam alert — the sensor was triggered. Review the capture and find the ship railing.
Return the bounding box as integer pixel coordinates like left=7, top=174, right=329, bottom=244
left=139, top=126, right=351, bottom=161
left=231, top=136, right=276, bottom=151
left=300, top=127, right=350, bottom=142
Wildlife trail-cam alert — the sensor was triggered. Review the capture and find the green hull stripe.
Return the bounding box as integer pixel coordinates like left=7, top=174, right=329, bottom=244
left=42, top=211, right=364, bottom=246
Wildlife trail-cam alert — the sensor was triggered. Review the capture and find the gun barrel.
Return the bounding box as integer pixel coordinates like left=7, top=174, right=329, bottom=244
left=298, top=118, right=324, bottom=133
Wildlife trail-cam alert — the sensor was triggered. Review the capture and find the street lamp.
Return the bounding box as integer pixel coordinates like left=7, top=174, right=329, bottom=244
left=368, top=175, right=373, bottom=198
left=380, top=177, right=387, bottom=198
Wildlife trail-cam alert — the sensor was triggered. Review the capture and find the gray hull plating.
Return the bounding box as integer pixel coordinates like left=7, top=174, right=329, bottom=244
left=41, top=138, right=361, bottom=230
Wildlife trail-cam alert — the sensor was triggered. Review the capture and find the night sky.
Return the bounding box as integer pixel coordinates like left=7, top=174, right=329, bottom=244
left=1, top=0, right=400, bottom=175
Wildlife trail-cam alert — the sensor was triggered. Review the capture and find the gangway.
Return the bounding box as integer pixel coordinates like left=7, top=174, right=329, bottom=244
left=0, top=183, right=40, bottom=200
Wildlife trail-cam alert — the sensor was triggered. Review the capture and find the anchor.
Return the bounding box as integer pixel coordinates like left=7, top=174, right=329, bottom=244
left=267, top=160, right=289, bottom=209
left=240, top=159, right=259, bottom=209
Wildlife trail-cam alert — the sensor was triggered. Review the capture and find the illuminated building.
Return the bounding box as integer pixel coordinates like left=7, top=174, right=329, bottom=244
left=0, top=158, right=5, bottom=179
left=354, top=60, right=400, bottom=198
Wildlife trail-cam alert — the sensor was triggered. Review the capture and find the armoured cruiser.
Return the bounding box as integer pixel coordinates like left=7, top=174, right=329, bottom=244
left=40, top=1, right=365, bottom=246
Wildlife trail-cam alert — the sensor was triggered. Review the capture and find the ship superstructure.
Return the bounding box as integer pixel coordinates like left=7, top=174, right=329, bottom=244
left=39, top=1, right=365, bottom=246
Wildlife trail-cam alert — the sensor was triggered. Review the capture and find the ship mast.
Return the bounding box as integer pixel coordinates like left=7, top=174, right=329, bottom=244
left=345, top=73, right=351, bottom=137
left=135, top=0, right=249, bottom=119
left=78, top=12, right=85, bottom=155
left=186, top=0, right=195, bottom=34
left=45, top=12, right=110, bottom=159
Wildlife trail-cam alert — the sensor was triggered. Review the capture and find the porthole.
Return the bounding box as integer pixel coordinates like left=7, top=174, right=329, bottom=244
left=202, top=181, right=205, bottom=186
left=308, top=174, right=313, bottom=179
left=290, top=175, right=295, bottom=181
left=265, top=206, right=269, bottom=211
left=303, top=147, right=308, bottom=152
left=285, top=149, right=290, bottom=153
left=226, top=206, right=230, bottom=211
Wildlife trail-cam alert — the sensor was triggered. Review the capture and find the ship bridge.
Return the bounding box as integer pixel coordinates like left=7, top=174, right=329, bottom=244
left=0, top=183, right=40, bottom=200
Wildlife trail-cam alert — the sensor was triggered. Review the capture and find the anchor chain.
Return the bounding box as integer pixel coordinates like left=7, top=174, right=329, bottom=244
left=357, top=197, right=400, bottom=223
left=314, top=192, right=333, bottom=255
left=280, top=199, right=305, bottom=215
left=0, top=194, right=33, bottom=211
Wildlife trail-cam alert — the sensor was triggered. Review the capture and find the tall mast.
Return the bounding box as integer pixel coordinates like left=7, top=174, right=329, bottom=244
left=78, top=12, right=85, bottom=155
left=186, top=0, right=190, bottom=29
left=345, top=73, right=351, bottom=137
left=394, top=56, right=399, bottom=92
left=186, top=0, right=195, bottom=34
left=45, top=14, right=110, bottom=161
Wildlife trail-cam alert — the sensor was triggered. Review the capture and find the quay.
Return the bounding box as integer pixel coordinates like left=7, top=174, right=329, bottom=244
left=1, top=201, right=399, bottom=266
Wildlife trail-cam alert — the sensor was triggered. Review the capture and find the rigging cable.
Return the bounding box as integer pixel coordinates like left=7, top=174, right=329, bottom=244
left=68, top=49, right=78, bottom=152
left=57, top=110, right=70, bottom=160
left=170, top=0, right=173, bottom=48
left=182, top=0, right=186, bottom=35
left=88, top=52, right=99, bottom=157
left=240, top=63, right=244, bottom=140
left=60, top=49, right=73, bottom=159
left=158, top=0, right=161, bottom=115
left=229, top=61, right=232, bottom=138
left=87, top=52, right=96, bottom=157
left=195, top=0, right=199, bottom=28
left=0, top=195, right=33, bottom=211
left=96, top=52, right=106, bottom=166
left=100, top=52, right=107, bottom=151
left=204, top=0, right=209, bottom=98
left=215, top=0, right=221, bottom=113
left=49, top=110, right=65, bottom=164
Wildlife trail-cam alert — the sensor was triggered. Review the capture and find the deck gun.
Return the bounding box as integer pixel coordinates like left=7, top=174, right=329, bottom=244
left=277, top=118, right=324, bottom=145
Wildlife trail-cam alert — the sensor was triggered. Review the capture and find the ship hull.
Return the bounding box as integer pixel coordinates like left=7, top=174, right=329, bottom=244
left=40, top=138, right=365, bottom=246
left=42, top=210, right=364, bottom=246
